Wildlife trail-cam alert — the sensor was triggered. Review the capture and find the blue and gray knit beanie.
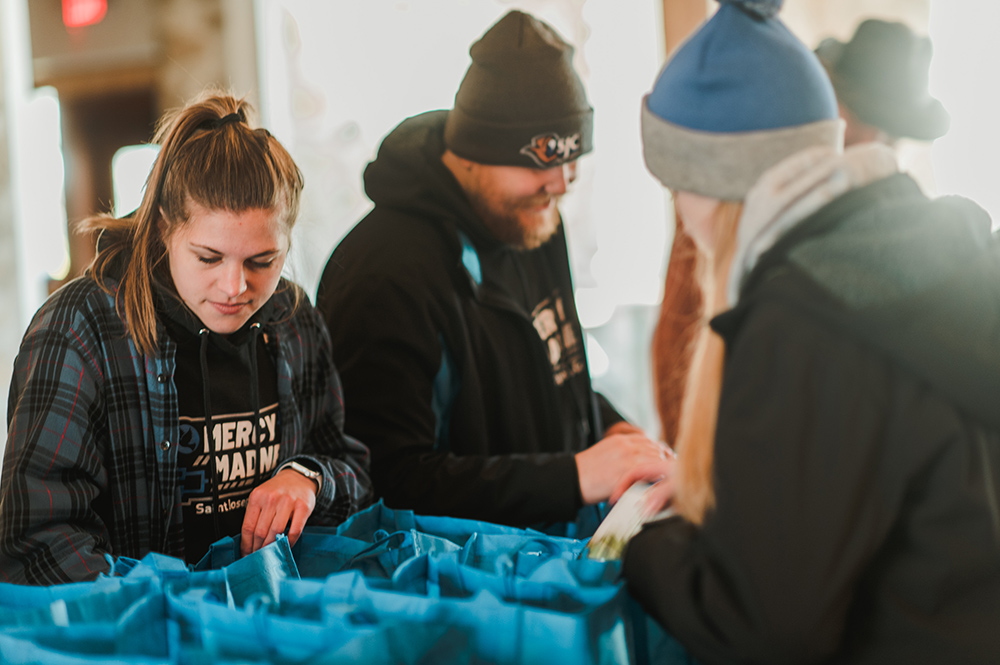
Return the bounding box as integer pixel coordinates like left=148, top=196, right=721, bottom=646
left=642, top=0, right=842, bottom=200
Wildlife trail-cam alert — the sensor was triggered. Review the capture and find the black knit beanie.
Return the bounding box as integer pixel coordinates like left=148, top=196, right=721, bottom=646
left=444, top=10, right=594, bottom=169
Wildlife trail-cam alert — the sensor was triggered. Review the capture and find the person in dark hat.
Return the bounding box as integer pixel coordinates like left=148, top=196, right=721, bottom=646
left=816, top=18, right=950, bottom=146
left=315, top=10, right=665, bottom=528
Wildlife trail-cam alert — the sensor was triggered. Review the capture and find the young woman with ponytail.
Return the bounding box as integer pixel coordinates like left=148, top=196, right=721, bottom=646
left=0, top=91, right=371, bottom=584
left=619, top=1, right=1000, bottom=662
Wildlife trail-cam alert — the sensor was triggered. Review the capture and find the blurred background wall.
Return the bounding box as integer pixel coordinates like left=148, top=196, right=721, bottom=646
left=0, top=0, right=989, bottom=464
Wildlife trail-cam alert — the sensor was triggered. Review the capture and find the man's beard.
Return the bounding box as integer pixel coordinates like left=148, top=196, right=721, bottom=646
left=469, top=192, right=563, bottom=250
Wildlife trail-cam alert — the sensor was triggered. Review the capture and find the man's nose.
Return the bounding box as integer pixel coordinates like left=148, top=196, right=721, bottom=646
left=541, top=162, right=576, bottom=195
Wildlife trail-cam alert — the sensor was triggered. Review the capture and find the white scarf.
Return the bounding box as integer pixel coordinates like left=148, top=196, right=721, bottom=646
left=727, top=143, right=900, bottom=305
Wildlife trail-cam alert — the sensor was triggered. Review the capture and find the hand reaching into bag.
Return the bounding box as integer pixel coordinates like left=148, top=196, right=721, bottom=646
left=240, top=468, right=318, bottom=556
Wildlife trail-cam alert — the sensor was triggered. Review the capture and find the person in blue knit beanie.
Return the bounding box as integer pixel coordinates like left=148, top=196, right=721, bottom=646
left=616, top=1, right=1000, bottom=662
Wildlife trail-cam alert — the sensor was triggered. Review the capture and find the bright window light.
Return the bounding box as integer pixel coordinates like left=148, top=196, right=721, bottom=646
left=113, top=145, right=160, bottom=218
left=585, top=333, right=610, bottom=379
left=19, top=87, right=69, bottom=285
left=929, top=0, right=1000, bottom=227
left=575, top=287, right=617, bottom=329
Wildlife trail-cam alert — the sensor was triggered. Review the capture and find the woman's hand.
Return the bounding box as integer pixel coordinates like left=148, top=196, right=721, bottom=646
left=240, top=468, right=317, bottom=556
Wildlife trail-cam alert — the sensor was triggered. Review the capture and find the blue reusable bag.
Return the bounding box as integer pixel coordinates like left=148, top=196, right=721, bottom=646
left=192, top=534, right=242, bottom=571
left=288, top=528, right=370, bottom=578
left=196, top=524, right=465, bottom=581
left=458, top=532, right=584, bottom=576
left=336, top=500, right=532, bottom=546
left=336, top=500, right=610, bottom=546
left=165, top=578, right=476, bottom=664
left=0, top=581, right=174, bottom=663
left=189, top=534, right=300, bottom=606
left=319, top=569, right=630, bottom=665
left=0, top=575, right=134, bottom=611
left=409, top=553, right=620, bottom=605
left=0, top=502, right=699, bottom=664
left=0, top=578, right=154, bottom=629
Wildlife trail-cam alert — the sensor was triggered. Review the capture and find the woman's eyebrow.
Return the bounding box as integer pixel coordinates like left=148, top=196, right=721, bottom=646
left=189, top=243, right=281, bottom=259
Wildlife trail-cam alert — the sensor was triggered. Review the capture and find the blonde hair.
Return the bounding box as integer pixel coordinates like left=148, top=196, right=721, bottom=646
left=83, top=91, right=304, bottom=356
left=671, top=200, right=742, bottom=524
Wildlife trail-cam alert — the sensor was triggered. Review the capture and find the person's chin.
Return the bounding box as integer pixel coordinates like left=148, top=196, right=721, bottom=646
left=199, top=308, right=251, bottom=335
left=203, top=320, right=243, bottom=335
left=518, top=212, right=560, bottom=249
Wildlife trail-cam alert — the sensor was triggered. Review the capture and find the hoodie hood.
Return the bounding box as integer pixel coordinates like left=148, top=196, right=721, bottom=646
left=726, top=166, right=1000, bottom=430
left=363, top=110, right=504, bottom=252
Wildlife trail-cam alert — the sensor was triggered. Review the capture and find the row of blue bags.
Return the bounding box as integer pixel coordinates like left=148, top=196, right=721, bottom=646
left=0, top=501, right=697, bottom=664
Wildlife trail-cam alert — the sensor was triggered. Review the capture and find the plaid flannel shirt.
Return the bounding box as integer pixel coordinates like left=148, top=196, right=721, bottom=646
left=0, top=275, right=372, bottom=584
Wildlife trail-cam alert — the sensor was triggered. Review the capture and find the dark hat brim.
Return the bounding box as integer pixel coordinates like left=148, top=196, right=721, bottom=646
left=833, top=72, right=951, bottom=141
left=823, top=19, right=950, bottom=141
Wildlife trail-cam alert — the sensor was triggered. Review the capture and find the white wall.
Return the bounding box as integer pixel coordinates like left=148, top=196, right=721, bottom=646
left=928, top=0, right=1000, bottom=227
left=0, top=0, right=37, bottom=468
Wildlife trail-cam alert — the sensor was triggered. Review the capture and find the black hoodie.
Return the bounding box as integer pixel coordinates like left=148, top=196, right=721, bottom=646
left=316, top=110, right=622, bottom=526
left=158, top=288, right=281, bottom=563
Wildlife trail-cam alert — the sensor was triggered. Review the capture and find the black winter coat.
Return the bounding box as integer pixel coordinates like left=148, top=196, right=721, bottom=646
left=624, top=174, right=1000, bottom=664
left=316, top=111, right=620, bottom=526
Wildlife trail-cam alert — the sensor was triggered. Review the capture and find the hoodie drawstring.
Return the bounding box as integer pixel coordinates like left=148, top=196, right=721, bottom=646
left=249, top=323, right=262, bottom=450
left=199, top=328, right=222, bottom=545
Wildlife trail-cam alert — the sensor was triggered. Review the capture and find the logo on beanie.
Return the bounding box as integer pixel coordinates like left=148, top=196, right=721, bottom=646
left=519, top=132, right=582, bottom=167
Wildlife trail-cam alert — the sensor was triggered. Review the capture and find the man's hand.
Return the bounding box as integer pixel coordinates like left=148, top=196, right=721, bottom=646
left=609, top=457, right=676, bottom=516
left=603, top=421, right=648, bottom=437
left=575, top=428, right=673, bottom=505
left=240, top=468, right=317, bottom=556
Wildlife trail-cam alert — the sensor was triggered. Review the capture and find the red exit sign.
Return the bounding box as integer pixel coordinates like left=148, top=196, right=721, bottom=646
left=62, top=0, right=107, bottom=29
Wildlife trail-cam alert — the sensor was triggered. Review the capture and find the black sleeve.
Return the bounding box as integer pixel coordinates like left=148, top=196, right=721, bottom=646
left=283, top=300, right=373, bottom=525
left=319, top=273, right=580, bottom=526
left=622, top=301, right=906, bottom=664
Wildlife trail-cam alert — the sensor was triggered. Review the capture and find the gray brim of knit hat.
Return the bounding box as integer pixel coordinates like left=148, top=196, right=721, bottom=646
left=641, top=97, right=844, bottom=201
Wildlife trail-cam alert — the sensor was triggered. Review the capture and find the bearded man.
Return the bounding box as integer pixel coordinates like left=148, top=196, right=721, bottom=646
left=315, top=10, right=664, bottom=527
